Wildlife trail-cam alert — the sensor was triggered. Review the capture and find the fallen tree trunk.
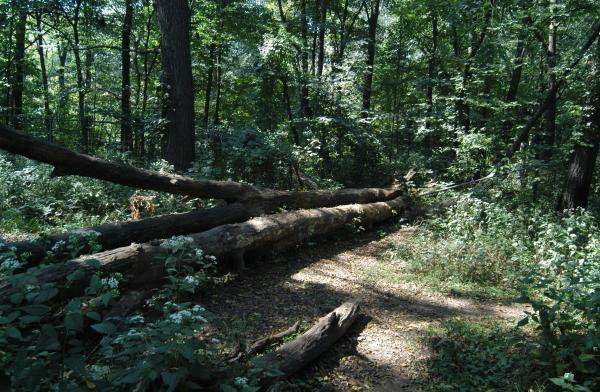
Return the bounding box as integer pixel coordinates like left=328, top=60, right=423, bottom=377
left=0, top=124, right=401, bottom=206
left=6, top=204, right=256, bottom=266
left=257, top=302, right=359, bottom=386
left=0, top=197, right=406, bottom=303
left=6, top=186, right=403, bottom=267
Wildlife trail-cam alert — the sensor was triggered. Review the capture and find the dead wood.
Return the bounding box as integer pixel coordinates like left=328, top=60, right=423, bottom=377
left=0, top=197, right=406, bottom=304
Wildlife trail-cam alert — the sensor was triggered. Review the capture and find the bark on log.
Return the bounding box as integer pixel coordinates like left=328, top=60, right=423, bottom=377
left=7, top=204, right=256, bottom=267
left=0, top=124, right=401, bottom=206
left=0, top=197, right=406, bottom=304
left=6, top=185, right=402, bottom=267
left=257, top=302, right=359, bottom=384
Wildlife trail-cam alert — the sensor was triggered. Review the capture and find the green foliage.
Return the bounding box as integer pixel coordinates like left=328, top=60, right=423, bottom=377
left=0, top=234, right=262, bottom=391
left=520, top=209, right=600, bottom=390
left=427, top=319, right=540, bottom=391
left=385, top=193, right=535, bottom=299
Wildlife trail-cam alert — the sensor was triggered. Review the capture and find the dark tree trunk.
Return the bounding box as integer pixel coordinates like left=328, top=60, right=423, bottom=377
left=505, top=35, right=526, bottom=103
left=203, top=43, right=216, bottom=129
left=57, top=43, right=68, bottom=131
left=155, top=0, right=196, bottom=170
left=121, top=0, right=134, bottom=151
left=362, top=0, right=380, bottom=112
left=35, top=14, right=53, bottom=142
left=281, top=77, right=300, bottom=145
left=455, top=2, right=491, bottom=132
left=10, top=7, right=26, bottom=130
left=558, top=37, right=600, bottom=210
left=214, top=46, right=223, bottom=125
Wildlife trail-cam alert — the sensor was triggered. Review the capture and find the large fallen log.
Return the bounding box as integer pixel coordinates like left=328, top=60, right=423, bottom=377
left=256, top=302, right=360, bottom=387
left=4, top=204, right=254, bottom=266
left=0, top=124, right=401, bottom=206
left=5, top=185, right=402, bottom=267
left=0, top=197, right=406, bottom=303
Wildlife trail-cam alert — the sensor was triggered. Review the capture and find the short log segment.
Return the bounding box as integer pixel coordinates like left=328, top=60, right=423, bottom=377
left=257, top=302, right=360, bottom=385
left=0, top=124, right=401, bottom=206
left=0, top=197, right=406, bottom=303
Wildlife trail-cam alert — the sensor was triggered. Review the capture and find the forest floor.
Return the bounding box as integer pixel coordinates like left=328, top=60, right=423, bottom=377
left=201, top=222, right=528, bottom=391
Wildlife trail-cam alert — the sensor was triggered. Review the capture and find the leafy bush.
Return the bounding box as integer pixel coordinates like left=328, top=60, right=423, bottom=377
left=521, top=209, right=600, bottom=391
left=0, top=235, right=261, bottom=391
left=427, top=319, right=540, bottom=391
left=385, top=193, right=535, bottom=298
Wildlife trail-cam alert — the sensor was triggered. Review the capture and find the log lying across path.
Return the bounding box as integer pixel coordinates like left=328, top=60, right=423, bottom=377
left=257, top=302, right=360, bottom=386
left=0, top=124, right=400, bottom=207
left=0, top=197, right=406, bottom=303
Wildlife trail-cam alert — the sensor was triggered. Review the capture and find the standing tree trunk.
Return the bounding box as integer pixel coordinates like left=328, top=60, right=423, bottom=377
left=455, top=1, right=492, bottom=132
left=558, top=37, right=600, bottom=210
left=121, top=0, right=134, bottom=152
left=317, top=0, right=329, bottom=80
left=155, top=0, right=196, bottom=170
left=10, top=7, right=26, bottom=130
left=426, top=12, right=438, bottom=128
left=35, top=14, right=53, bottom=142
left=362, top=0, right=380, bottom=112
left=203, top=43, right=216, bottom=129
left=540, top=0, right=558, bottom=160
left=299, top=0, right=311, bottom=118
left=57, top=43, right=68, bottom=133
left=72, top=0, right=90, bottom=152
left=213, top=46, right=223, bottom=126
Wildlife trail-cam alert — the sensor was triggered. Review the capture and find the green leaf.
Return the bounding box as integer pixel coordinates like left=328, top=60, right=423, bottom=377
left=67, top=270, right=85, bottom=281
left=5, top=326, right=22, bottom=340
left=38, top=324, right=60, bottom=350
left=19, top=315, right=41, bottom=324
left=91, top=321, right=116, bottom=335
left=85, top=310, right=101, bottom=321
left=162, top=370, right=186, bottom=392
left=64, top=311, right=84, bottom=332
left=0, top=310, right=21, bottom=324
left=20, top=304, right=50, bottom=316
left=9, top=293, right=24, bottom=305
left=34, top=286, right=59, bottom=303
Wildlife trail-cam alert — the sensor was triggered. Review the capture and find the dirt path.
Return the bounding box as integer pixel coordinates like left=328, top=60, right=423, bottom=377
left=201, top=223, right=527, bottom=391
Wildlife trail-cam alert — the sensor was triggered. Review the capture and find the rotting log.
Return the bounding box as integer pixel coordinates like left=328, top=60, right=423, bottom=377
left=257, top=302, right=359, bottom=386
left=0, top=124, right=401, bottom=206
left=0, top=197, right=406, bottom=303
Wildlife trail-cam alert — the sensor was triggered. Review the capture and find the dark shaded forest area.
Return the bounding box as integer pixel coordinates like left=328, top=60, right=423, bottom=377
left=1, top=0, right=600, bottom=390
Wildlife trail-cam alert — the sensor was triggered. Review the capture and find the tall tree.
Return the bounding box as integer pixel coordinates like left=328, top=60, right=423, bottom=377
left=121, top=0, right=134, bottom=151
left=540, top=0, right=558, bottom=160
left=155, top=0, right=195, bottom=170
left=362, top=0, right=380, bottom=111
left=35, top=13, right=53, bottom=141
left=10, top=4, right=26, bottom=129
left=558, top=37, right=600, bottom=210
